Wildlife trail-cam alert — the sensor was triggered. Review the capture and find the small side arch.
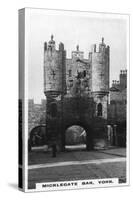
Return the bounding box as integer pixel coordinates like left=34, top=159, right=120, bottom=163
left=29, top=125, right=46, bottom=148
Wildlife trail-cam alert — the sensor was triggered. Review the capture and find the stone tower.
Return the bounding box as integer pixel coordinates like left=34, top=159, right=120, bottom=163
left=43, top=35, right=66, bottom=147
left=44, top=35, right=66, bottom=97
left=90, top=38, right=110, bottom=119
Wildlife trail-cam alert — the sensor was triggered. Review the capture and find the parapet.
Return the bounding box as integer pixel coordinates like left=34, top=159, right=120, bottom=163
left=90, top=38, right=109, bottom=54
left=71, top=45, right=84, bottom=59
left=44, top=35, right=65, bottom=52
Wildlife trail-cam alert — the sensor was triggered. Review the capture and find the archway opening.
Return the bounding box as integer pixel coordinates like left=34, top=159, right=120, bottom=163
left=65, top=125, right=87, bottom=151
left=29, top=125, right=46, bottom=148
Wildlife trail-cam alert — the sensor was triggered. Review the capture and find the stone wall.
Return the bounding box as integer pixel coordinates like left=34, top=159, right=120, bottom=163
left=28, top=99, right=46, bottom=135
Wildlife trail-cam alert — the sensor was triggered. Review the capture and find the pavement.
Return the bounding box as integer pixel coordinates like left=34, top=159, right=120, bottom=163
left=28, top=146, right=126, bottom=165
left=28, top=147, right=127, bottom=189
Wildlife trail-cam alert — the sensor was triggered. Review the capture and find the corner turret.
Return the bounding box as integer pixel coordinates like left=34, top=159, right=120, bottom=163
left=43, top=35, right=66, bottom=98
left=89, top=38, right=110, bottom=119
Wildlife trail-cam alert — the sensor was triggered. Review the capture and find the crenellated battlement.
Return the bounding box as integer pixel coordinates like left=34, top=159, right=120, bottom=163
left=71, top=45, right=84, bottom=59
left=90, top=38, right=110, bottom=54
left=90, top=38, right=110, bottom=97
left=43, top=36, right=110, bottom=99
left=44, top=35, right=65, bottom=53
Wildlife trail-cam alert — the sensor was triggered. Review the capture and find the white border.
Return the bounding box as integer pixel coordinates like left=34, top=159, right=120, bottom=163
left=24, top=8, right=30, bottom=192
left=126, top=14, right=130, bottom=186
left=23, top=8, right=130, bottom=192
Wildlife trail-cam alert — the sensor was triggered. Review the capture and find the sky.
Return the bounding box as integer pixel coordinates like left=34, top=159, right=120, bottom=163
left=27, top=9, right=128, bottom=103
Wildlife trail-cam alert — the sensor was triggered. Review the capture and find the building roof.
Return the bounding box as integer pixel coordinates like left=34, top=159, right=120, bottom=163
left=110, top=86, right=120, bottom=92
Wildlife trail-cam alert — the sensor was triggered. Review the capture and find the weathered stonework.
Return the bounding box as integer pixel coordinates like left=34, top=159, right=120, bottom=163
left=28, top=36, right=127, bottom=149
left=44, top=36, right=66, bottom=96
left=43, top=36, right=110, bottom=150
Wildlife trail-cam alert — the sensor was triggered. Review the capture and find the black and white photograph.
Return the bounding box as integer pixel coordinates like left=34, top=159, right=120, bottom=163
left=19, top=8, right=129, bottom=192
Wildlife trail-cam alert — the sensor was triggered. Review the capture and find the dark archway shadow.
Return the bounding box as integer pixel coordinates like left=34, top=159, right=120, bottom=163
left=65, top=125, right=87, bottom=151
left=63, top=122, right=94, bottom=151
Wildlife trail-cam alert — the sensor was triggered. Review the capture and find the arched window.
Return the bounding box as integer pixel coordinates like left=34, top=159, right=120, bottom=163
left=97, top=103, right=102, bottom=116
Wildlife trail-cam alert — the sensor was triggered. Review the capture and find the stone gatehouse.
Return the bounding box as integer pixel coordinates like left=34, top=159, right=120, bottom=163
left=28, top=35, right=127, bottom=150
